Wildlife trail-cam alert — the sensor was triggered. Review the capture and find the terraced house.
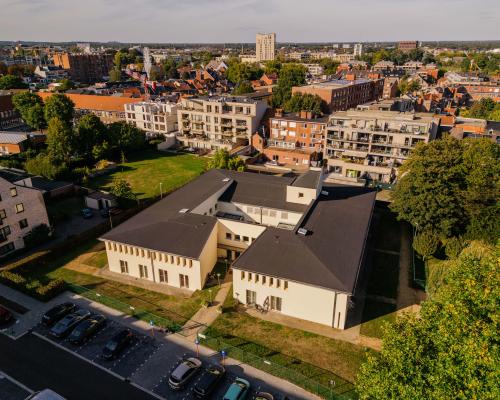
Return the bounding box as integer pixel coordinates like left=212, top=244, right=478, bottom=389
left=324, top=109, right=439, bottom=184
left=100, top=169, right=375, bottom=330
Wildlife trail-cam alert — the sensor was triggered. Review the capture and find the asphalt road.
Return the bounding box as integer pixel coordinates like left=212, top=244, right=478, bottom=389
left=0, top=332, right=156, bottom=400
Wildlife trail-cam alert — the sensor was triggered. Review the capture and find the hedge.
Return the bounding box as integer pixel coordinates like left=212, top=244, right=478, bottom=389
left=0, top=270, right=66, bottom=301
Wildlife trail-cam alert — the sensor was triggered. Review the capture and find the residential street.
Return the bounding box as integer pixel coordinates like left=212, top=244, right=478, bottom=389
left=0, top=333, right=156, bottom=400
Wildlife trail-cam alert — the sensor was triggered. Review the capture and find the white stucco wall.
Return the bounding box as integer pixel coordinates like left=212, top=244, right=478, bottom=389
left=232, top=267, right=349, bottom=329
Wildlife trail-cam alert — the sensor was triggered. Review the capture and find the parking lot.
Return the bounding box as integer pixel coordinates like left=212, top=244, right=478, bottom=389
left=0, top=372, right=32, bottom=400
left=32, top=302, right=296, bottom=400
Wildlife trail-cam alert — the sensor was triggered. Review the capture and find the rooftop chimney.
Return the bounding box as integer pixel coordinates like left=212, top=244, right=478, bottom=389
left=346, top=72, right=356, bottom=81
left=275, top=108, right=283, bottom=117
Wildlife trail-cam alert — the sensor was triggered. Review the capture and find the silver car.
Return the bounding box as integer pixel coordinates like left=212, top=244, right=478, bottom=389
left=168, top=357, right=202, bottom=390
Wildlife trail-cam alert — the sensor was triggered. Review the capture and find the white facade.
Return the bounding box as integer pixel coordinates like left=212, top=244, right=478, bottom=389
left=256, top=33, right=276, bottom=62
left=125, top=101, right=179, bottom=136
left=353, top=43, right=363, bottom=57
left=233, top=268, right=349, bottom=329
left=0, top=176, right=50, bottom=256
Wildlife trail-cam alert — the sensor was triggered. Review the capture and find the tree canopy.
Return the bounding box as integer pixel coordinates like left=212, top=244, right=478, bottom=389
left=232, top=80, right=254, bottom=95
left=271, top=63, right=307, bottom=108
left=207, top=149, right=245, bottom=171
left=44, top=93, right=75, bottom=124
left=225, top=60, right=263, bottom=85
left=283, top=93, right=326, bottom=114
left=0, top=74, right=26, bottom=89
left=12, top=92, right=46, bottom=131
left=461, top=98, right=500, bottom=122
left=356, top=242, right=499, bottom=400
left=390, top=137, right=500, bottom=242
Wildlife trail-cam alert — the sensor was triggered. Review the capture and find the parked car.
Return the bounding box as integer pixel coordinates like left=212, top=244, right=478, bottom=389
left=253, top=392, right=274, bottom=400
left=25, top=389, right=66, bottom=400
left=193, top=364, right=226, bottom=398
left=0, top=305, right=13, bottom=325
left=168, top=357, right=203, bottom=390
left=69, top=314, right=107, bottom=345
left=223, top=377, right=251, bottom=400
left=81, top=208, right=93, bottom=219
left=42, top=303, right=76, bottom=326
left=49, top=309, right=91, bottom=338
left=102, top=329, right=133, bottom=360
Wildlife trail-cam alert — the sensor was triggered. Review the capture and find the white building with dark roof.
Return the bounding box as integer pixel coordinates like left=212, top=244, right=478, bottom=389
left=100, top=169, right=375, bottom=329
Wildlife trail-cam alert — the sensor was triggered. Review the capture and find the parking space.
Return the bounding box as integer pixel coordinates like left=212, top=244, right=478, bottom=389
left=0, top=371, right=32, bottom=400
left=24, top=299, right=311, bottom=400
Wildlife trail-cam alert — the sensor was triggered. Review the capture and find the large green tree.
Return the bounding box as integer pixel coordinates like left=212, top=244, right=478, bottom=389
left=356, top=243, right=499, bottom=400
left=232, top=81, right=254, bottom=95
left=74, top=114, right=107, bottom=161
left=284, top=93, right=326, bottom=114
left=271, top=63, right=307, bottom=108
left=107, top=121, right=145, bottom=155
left=0, top=74, right=26, bottom=89
left=207, top=149, right=245, bottom=171
left=12, top=92, right=46, bottom=131
left=46, top=117, right=74, bottom=164
left=44, top=93, right=75, bottom=124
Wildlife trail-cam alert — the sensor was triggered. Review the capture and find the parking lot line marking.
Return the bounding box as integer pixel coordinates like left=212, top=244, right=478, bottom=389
left=32, top=331, right=127, bottom=383
left=130, top=381, right=166, bottom=400
left=0, top=369, right=34, bottom=394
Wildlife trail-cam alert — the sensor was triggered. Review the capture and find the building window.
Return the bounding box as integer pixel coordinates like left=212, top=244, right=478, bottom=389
left=262, top=276, right=266, bottom=284
left=10, top=188, right=17, bottom=197
left=269, top=277, right=274, bottom=286
left=246, top=290, right=256, bottom=305
left=225, top=232, right=232, bottom=240
left=179, top=274, right=189, bottom=288
left=284, top=281, right=288, bottom=290
left=19, top=219, right=28, bottom=229
left=234, top=234, right=241, bottom=241
left=0, top=226, right=11, bottom=241
left=141, top=249, right=145, bottom=257
left=15, top=203, right=24, bottom=213
left=188, top=259, right=193, bottom=268
left=159, top=269, right=168, bottom=283
left=255, top=274, right=259, bottom=283
left=0, top=209, right=6, bottom=220
left=119, top=260, right=129, bottom=274
left=298, top=192, right=304, bottom=198
left=243, top=236, right=249, bottom=242
left=269, top=210, right=276, bottom=218
left=138, top=264, right=148, bottom=278
left=0, top=242, right=14, bottom=255
left=241, top=271, right=245, bottom=280
left=276, top=279, right=281, bottom=288
left=248, top=272, right=252, bottom=281
left=270, top=296, right=282, bottom=311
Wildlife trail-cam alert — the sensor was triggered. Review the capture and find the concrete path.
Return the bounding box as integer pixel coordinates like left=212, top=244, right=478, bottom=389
left=396, top=224, right=425, bottom=316
left=182, top=281, right=232, bottom=341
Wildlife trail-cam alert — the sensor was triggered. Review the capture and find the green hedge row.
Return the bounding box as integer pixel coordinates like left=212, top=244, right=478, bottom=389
left=0, top=270, right=66, bottom=302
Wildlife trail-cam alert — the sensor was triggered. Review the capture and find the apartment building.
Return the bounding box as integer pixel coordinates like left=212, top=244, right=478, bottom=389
left=324, top=110, right=439, bottom=184
left=383, top=77, right=399, bottom=99
left=0, top=92, right=24, bottom=130
left=253, top=110, right=327, bottom=167
left=38, top=92, right=142, bottom=124
left=33, top=65, right=68, bottom=83
left=53, top=52, right=114, bottom=83
left=0, top=132, right=29, bottom=155
left=398, top=41, right=418, bottom=53
left=292, top=76, right=384, bottom=112
left=256, top=33, right=276, bottom=62
left=0, top=174, right=50, bottom=256
left=100, top=168, right=375, bottom=329
left=125, top=101, right=179, bottom=135
left=177, top=96, right=268, bottom=150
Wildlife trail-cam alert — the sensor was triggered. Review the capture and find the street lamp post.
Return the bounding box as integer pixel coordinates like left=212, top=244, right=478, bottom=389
left=216, top=273, right=221, bottom=287
left=208, top=289, right=212, bottom=306
left=329, top=379, right=336, bottom=399
left=160, top=182, right=163, bottom=199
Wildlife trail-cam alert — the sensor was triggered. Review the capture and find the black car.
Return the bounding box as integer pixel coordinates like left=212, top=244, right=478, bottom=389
left=253, top=392, right=274, bottom=400
left=42, top=303, right=76, bottom=326
left=193, top=364, right=226, bottom=398
left=168, top=357, right=203, bottom=390
left=69, top=314, right=107, bottom=345
left=0, top=305, right=13, bottom=325
left=49, top=309, right=91, bottom=338
left=102, top=329, right=133, bottom=360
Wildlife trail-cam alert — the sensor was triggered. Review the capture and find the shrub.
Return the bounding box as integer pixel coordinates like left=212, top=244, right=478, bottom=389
left=413, top=230, right=440, bottom=259
left=0, top=270, right=27, bottom=285
left=0, top=270, right=65, bottom=301
left=35, top=278, right=66, bottom=301
left=445, top=236, right=465, bottom=259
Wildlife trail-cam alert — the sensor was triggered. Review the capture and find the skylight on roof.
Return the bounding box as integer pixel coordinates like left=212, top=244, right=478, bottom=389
left=297, top=228, right=308, bottom=236
left=179, top=208, right=189, bottom=213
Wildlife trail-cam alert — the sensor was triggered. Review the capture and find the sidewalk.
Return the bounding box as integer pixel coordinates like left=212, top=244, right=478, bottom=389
left=182, top=281, right=232, bottom=340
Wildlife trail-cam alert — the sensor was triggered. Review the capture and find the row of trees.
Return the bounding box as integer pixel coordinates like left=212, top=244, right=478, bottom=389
left=359, top=48, right=432, bottom=66
left=12, top=92, right=145, bottom=180
left=390, top=136, right=499, bottom=255
left=0, top=74, right=27, bottom=89
left=207, top=149, right=245, bottom=172
left=461, top=98, right=500, bottom=122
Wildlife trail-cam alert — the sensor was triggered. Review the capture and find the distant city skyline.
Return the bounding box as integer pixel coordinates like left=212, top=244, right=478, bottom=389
left=1, top=0, right=499, bottom=43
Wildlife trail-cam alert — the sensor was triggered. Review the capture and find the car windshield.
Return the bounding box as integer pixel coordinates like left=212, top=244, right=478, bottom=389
left=106, top=340, right=118, bottom=351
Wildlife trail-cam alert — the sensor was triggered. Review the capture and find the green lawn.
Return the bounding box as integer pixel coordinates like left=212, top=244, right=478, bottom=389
left=360, top=299, right=396, bottom=339
left=90, top=150, right=207, bottom=200
left=204, top=310, right=367, bottom=397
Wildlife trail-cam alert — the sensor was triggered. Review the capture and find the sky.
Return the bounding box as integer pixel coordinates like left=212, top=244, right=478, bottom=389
left=1, top=0, right=499, bottom=43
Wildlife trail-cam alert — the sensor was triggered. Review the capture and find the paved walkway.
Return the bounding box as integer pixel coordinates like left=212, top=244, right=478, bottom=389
left=396, top=224, right=425, bottom=316
left=182, top=281, right=232, bottom=340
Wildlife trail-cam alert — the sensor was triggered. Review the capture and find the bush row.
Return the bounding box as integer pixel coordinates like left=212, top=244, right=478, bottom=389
left=0, top=270, right=66, bottom=302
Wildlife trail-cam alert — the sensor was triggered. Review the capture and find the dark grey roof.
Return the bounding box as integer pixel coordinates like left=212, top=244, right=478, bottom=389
left=102, top=213, right=216, bottom=259
left=291, top=170, right=322, bottom=189
left=233, top=186, right=376, bottom=293
left=28, top=177, right=73, bottom=192
left=218, top=170, right=307, bottom=213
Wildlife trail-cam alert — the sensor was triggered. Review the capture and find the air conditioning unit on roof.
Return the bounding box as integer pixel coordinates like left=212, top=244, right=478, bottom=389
left=222, top=178, right=230, bottom=182
left=297, top=228, right=308, bottom=236
left=179, top=208, right=189, bottom=213
left=321, top=190, right=329, bottom=196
